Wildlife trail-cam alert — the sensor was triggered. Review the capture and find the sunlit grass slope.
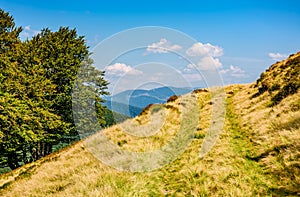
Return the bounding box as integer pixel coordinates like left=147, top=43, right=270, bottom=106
left=0, top=52, right=299, bottom=196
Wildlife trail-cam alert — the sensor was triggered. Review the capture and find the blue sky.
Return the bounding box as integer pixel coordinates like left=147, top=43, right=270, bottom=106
left=1, top=0, right=300, bottom=92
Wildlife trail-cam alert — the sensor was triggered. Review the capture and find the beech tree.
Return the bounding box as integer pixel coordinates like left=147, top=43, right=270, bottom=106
left=0, top=8, right=110, bottom=170
left=27, top=27, right=111, bottom=141
left=0, top=9, right=68, bottom=169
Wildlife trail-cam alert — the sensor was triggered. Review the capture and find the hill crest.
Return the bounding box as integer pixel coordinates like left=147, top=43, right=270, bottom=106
left=0, top=52, right=299, bottom=196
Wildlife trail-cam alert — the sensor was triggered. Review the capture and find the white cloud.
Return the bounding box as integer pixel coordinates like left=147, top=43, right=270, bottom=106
left=219, top=69, right=228, bottom=75
left=182, top=56, right=222, bottom=72
left=197, top=56, right=222, bottom=70
left=183, top=63, right=197, bottom=73
left=146, top=38, right=182, bottom=54
left=268, top=52, right=288, bottom=61
left=183, top=42, right=224, bottom=71
left=229, top=65, right=246, bottom=77
left=186, top=42, right=223, bottom=57
left=24, top=25, right=31, bottom=31
left=220, top=65, right=247, bottom=78
left=105, top=63, right=143, bottom=76
left=21, top=25, right=40, bottom=40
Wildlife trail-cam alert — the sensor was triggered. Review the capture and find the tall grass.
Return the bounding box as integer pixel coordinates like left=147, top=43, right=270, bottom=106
left=1, top=84, right=299, bottom=196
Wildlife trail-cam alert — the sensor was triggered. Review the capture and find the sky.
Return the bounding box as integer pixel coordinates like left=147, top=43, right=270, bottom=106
left=1, top=0, right=300, bottom=94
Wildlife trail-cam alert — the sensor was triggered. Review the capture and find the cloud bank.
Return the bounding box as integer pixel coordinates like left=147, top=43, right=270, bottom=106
left=146, top=38, right=182, bottom=54
left=268, top=52, right=288, bottom=61
left=220, top=65, right=247, bottom=78
left=186, top=42, right=223, bottom=57
left=105, top=63, right=143, bottom=76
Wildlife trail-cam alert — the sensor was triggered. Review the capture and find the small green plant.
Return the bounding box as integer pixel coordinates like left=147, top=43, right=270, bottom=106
left=269, top=84, right=280, bottom=92
left=167, top=95, right=178, bottom=102
left=194, top=133, right=205, bottom=139
left=270, top=82, right=299, bottom=106
left=150, top=104, right=163, bottom=114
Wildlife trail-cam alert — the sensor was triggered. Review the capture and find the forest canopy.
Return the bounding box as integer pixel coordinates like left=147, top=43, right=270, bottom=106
left=0, top=8, right=116, bottom=172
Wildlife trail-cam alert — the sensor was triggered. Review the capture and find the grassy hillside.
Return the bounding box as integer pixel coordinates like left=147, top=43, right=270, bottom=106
left=0, top=53, right=299, bottom=196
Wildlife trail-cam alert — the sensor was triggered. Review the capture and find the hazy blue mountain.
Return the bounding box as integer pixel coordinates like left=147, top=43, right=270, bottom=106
left=103, top=86, right=194, bottom=117
left=103, top=100, right=143, bottom=117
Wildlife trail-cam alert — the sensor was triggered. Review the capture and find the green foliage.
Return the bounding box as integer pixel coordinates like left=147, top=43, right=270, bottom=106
left=269, top=84, right=280, bottom=92
left=72, top=58, right=110, bottom=138
left=0, top=9, right=22, bottom=54
left=0, top=8, right=111, bottom=171
left=26, top=27, right=90, bottom=140
left=270, top=82, right=299, bottom=106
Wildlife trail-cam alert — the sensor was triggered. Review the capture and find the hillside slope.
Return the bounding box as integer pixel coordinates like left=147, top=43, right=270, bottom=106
left=0, top=53, right=299, bottom=196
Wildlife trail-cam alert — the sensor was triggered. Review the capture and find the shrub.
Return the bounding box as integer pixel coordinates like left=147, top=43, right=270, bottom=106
left=167, top=95, right=178, bottom=102
left=270, top=82, right=299, bottom=106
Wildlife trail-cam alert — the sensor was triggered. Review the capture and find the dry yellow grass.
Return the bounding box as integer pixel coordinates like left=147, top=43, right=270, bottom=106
left=0, top=52, right=299, bottom=196
left=232, top=84, right=300, bottom=195
left=1, top=84, right=298, bottom=196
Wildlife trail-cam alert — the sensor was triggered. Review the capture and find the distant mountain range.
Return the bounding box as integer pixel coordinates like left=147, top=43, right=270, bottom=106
left=103, top=86, right=194, bottom=117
